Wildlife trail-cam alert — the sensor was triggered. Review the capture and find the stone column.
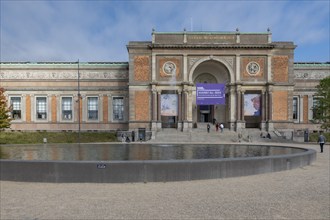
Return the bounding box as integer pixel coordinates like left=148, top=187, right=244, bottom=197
left=157, top=92, right=161, bottom=129
left=183, top=55, right=188, bottom=82
left=152, top=54, right=156, bottom=81
left=177, top=91, right=182, bottom=130
left=299, top=95, right=304, bottom=123
left=241, top=91, right=245, bottom=121
left=152, top=89, right=157, bottom=121
left=308, top=94, right=313, bottom=121
left=261, top=90, right=267, bottom=130
left=183, top=90, right=187, bottom=121
left=268, top=92, right=273, bottom=121
left=150, top=89, right=157, bottom=137
left=178, top=91, right=182, bottom=122
left=262, top=91, right=266, bottom=121
left=228, top=85, right=236, bottom=130
left=236, top=55, right=240, bottom=82
left=236, top=88, right=241, bottom=121
left=267, top=86, right=274, bottom=131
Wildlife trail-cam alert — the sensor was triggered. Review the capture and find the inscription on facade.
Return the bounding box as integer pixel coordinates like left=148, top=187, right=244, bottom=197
left=187, top=35, right=236, bottom=43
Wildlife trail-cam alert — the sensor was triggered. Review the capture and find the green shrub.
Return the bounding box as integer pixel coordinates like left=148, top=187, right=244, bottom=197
left=309, top=132, right=330, bottom=142
left=0, top=131, right=117, bottom=144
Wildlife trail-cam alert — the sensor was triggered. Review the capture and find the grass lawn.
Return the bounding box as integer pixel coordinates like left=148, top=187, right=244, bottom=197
left=0, top=131, right=117, bottom=144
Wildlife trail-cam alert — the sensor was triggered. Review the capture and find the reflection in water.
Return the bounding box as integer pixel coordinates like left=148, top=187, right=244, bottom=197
left=0, top=144, right=305, bottom=161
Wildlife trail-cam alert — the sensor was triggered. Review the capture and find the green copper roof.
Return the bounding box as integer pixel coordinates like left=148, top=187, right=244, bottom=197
left=294, top=62, right=330, bottom=67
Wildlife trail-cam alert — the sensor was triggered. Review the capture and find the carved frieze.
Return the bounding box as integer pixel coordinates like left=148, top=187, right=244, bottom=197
left=0, top=70, right=128, bottom=80
left=188, top=58, right=199, bottom=68
left=188, top=56, right=234, bottom=69
left=294, top=71, right=329, bottom=80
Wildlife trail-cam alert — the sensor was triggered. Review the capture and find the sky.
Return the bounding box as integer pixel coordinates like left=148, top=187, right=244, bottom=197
left=1, top=0, right=329, bottom=63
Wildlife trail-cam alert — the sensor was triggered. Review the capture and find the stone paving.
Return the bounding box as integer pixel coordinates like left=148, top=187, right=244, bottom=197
left=0, top=136, right=329, bottom=219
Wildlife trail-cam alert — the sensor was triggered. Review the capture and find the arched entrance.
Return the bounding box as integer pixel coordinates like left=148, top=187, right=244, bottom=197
left=191, top=60, right=231, bottom=127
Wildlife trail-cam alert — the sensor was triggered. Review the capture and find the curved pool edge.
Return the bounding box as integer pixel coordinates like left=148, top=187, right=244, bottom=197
left=0, top=145, right=317, bottom=183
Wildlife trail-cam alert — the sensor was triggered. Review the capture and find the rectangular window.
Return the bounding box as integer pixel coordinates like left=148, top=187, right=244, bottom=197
left=10, top=97, right=21, bottom=120
left=36, top=97, right=47, bottom=120
left=312, top=96, right=322, bottom=119
left=113, top=97, right=124, bottom=120
left=62, top=97, right=73, bottom=120
left=87, top=97, right=98, bottom=120
left=293, top=97, right=298, bottom=120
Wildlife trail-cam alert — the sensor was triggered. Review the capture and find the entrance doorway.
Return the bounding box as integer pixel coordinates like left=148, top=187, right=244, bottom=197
left=198, top=105, right=213, bottom=123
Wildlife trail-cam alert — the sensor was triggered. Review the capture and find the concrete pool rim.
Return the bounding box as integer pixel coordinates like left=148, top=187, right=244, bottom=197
left=0, top=142, right=317, bottom=183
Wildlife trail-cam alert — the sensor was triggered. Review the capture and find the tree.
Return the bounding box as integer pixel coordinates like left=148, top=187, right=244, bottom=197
left=0, top=87, right=12, bottom=130
left=312, top=76, right=330, bottom=130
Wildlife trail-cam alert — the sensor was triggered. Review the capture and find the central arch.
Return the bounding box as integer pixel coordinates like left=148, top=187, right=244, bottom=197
left=189, top=58, right=233, bottom=128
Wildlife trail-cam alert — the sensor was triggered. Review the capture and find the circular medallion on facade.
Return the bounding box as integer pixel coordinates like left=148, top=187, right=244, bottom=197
left=163, top=61, right=176, bottom=75
left=246, top=62, right=260, bottom=75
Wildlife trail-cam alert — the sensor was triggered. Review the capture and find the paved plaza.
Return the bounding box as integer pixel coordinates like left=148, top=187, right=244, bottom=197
left=0, top=142, right=329, bottom=220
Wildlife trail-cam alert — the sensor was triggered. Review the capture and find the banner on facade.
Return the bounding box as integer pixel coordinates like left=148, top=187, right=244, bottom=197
left=196, top=83, right=226, bottom=105
left=244, top=94, right=261, bottom=116
left=161, top=94, right=178, bottom=116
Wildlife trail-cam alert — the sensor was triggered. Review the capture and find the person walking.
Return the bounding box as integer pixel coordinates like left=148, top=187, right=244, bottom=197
left=216, top=123, right=219, bottom=132
left=220, top=123, right=224, bottom=133
left=318, top=131, right=326, bottom=153
left=207, top=123, right=210, bottom=133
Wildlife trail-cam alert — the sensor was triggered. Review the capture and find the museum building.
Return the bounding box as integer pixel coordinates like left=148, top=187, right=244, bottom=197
left=1, top=30, right=329, bottom=137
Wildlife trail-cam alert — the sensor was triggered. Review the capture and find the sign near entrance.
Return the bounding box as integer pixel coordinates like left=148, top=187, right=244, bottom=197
left=196, top=83, right=225, bottom=105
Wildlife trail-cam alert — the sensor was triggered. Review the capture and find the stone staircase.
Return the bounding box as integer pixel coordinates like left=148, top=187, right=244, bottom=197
left=148, top=125, right=291, bottom=143
left=149, top=124, right=239, bottom=143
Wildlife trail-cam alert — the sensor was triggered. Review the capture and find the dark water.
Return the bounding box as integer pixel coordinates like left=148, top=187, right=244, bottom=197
left=0, top=143, right=305, bottom=161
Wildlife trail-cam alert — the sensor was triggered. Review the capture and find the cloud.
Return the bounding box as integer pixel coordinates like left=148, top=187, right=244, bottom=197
left=1, top=1, right=329, bottom=62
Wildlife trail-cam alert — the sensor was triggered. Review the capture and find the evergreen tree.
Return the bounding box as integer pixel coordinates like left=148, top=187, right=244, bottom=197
left=0, top=87, right=12, bottom=130
left=312, top=76, right=330, bottom=130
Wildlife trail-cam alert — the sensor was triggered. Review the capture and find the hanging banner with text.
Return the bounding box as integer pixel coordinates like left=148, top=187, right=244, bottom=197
left=196, top=83, right=226, bottom=105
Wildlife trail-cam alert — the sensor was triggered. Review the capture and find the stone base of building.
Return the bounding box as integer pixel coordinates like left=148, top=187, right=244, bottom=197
left=266, top=121, right=274, bottom=131
left=236, top=121, right=246, bottom=132
left=182, top=121, right=192, bottom=132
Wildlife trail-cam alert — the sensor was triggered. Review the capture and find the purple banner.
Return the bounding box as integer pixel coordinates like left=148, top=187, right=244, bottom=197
left=196, top=83, right=225, bottom=105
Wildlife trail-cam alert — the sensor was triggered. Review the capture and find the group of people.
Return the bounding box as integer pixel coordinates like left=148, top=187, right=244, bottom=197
left=207, top=120, right=224, bottom=133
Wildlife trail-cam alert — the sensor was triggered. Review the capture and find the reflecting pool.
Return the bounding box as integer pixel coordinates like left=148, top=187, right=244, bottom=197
left=0, top=143, right=306, bottom=161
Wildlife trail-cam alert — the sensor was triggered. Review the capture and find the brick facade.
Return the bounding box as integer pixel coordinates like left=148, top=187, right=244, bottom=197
left=2, top=31, right=329, bottom=133
left=272, top=91, right=288, bottom=121
left=26, top=95, right=31, bottom=122
left=135, top=91, right=150, bottom=121
left=103, top=95, right=108, bottom=123
left=272, top=56, right=289, bottom=82
left=134, top=56, right=150, bottom=81
left=51, top=95, right=57, bottom=122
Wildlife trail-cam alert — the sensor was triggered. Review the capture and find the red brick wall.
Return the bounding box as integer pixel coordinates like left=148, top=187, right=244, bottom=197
left=26, top=95, right=31, bottom=122
left=272, top=56, right=288, bottom=82
left=273, top=91, right=288, bottom=121
left=51, top=96, right=57, bottom=122
left=134, top=56, right=150, bottom=81
left=135, top=91, right=150, bottom=121
left=103, top=95, right=108, bottom=123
